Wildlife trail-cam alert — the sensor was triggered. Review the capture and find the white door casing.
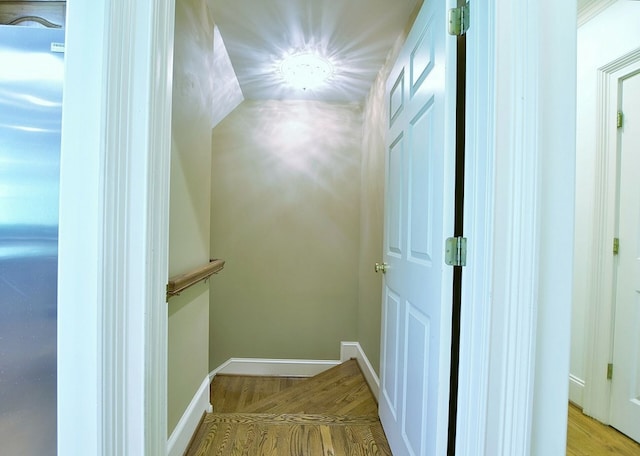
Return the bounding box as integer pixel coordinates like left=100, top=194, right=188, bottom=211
left=58, top=0, right=174, bottom=454
left=609, top=68, right=640, bottom=443
left=584, top=48, right=640, bottom=424
left=379, top=0, right=455, bottom=454
left=457, top=0, right=577, bottom=454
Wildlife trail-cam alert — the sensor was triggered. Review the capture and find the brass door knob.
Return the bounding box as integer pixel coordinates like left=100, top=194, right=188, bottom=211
left=375, top=262, right=388, bottom=273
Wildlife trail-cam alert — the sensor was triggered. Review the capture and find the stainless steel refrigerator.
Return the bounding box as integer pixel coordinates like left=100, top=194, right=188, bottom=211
left=0, top=25, right=64, bottom=454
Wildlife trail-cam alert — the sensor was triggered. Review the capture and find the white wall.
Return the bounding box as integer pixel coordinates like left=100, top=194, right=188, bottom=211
left=571, top=0, right=640, bottom=407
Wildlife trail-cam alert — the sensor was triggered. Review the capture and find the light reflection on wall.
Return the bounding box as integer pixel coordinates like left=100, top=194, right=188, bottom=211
left=209, top=99, right=363, bottom=366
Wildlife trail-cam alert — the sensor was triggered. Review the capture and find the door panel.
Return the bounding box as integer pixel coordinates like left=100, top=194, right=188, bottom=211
left=410, top=18, right=434, bottom=96
left=379, top=1, right=451, bottom=454
left=403, top=305, right=430, bottom=455
left=388, top=134, right=405, bottom=256
left=610, top=69, right=640, bottom=443
left=383, top=289, right=401, bottom=416
left=390, top=71, right=405, bottom=126
left=409, top=98, right=435, bottom=265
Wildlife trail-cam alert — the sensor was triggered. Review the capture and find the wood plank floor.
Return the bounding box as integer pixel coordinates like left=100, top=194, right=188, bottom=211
left=187, top=364, right=640, bottom=455
left=567, top=403, right=640, bottom=455
left=186, top=359, right=391, bottom=456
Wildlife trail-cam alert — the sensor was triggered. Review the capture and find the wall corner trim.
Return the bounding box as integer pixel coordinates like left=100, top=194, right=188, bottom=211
left=340, top=341, right=380, bottom=400
left=167, top=375, right=213, bottom=456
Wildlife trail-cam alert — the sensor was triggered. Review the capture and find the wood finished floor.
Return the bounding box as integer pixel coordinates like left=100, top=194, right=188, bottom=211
left=185, top=359, right=391, bottom=456
left=567, top=403, right=640, bottom=455
left=185, top=362, right=640, bottom=455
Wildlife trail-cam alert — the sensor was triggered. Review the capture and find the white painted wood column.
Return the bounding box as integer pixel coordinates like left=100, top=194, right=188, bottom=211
left=58, top=0, right=174, bottom=454
left=457, top=0, right=576, bottom=454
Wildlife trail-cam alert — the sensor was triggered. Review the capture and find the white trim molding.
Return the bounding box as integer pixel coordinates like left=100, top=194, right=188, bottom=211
left=583, top=47, right=640, bottom=423
left=210, top=358, right=340, bottom=378
left=569, top=374, right=586, bottom=406
left=457, top=1, right=576, bottom=455
left=101, top=1, right=174, bottom=454
left=455, top=0, right=495, bottom=453
left=340, top=342, right=380, bottom=400
left=208, top=342, right=381, bottom=400
left=577, top=0, right=617, bottom=27
left=485, top=1, right=542, bottom=452
left=58, top=0, right=174, bottom=454
left=167, top=376, right=212, bottom=456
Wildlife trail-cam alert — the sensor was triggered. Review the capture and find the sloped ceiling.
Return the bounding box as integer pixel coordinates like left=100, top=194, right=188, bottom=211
left=208, top=0, right=419, bottom=102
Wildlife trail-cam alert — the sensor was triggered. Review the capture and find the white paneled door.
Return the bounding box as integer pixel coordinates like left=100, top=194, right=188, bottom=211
left=610, top=69, right=640, bottom=443
left=379, top=1, right=453, bottom=454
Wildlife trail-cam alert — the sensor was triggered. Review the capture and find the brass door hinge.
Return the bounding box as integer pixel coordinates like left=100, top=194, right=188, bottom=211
left=448, top=2, right=470, bottom=36
left=607, top=363, right=613, bottom=380
left=445, top=237, right=467, bottom=267
left=617, top=111, right=624, bottom=129
left=613, top=237, right=619, bottom=255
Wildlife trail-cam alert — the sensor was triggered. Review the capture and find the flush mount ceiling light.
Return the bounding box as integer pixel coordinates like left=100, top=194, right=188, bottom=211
left=279, top=52, right=334, bottom=90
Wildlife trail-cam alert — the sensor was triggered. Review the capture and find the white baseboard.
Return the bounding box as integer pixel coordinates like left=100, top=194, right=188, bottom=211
left=340, top=341, right=380, bottom=400
left=207, top=342, right=381, bottom=401
left=569, top=374, right=585, bottom=407
left=167, top=375, right=213, bottom=456
left=210, top=358, right=341, bottom=378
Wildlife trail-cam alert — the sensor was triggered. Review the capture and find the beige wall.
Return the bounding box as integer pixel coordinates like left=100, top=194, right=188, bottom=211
left=207, top=6, right=420, bottom=374
left=209, top=100, right=362, bottom=369
left=168, top=0, right=242, bottom=434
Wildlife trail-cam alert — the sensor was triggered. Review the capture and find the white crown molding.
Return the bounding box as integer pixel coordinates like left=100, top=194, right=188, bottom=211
left=577, top=0, right=617, bottom=26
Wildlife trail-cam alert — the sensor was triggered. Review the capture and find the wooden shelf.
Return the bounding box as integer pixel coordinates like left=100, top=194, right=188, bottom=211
left=166, top=259, right=225, bottom=300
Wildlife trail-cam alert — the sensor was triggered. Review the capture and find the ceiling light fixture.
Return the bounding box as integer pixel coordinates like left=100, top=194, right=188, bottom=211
left=279, top=52, right=334, bottom=90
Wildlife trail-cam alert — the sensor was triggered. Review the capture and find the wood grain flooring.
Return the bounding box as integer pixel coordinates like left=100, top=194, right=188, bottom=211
left=186, top=359, right=390, bottom=456
left=188, top=362, right=640, bottom=455
left=567, top=403, right=640, bottom=455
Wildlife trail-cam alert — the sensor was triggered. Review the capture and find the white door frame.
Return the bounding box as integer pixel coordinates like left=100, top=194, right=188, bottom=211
left=58, top=0, right=576, bottom=455
left=456, top=1, right=577, bottom=454
left=58, top=0, right=174, bottom=454
left=583, top=47, right=640, bottom=424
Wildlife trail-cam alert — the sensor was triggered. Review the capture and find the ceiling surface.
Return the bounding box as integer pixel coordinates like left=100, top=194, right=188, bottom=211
left=209, top=0, right=608, bottom=102
left=208, top=0, right=419, bottom=102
